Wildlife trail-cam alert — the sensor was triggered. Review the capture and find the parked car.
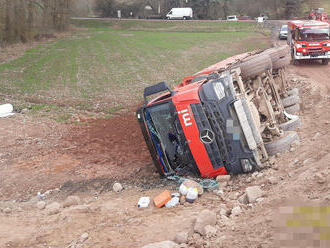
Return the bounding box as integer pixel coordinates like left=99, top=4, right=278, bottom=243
left=279, top=25, right=288, bottom=40
left=166, top=8, right=193, bottom=20
left=238, top=16, right=252, bottom=21
left=227, top=15, right=238, bottom=21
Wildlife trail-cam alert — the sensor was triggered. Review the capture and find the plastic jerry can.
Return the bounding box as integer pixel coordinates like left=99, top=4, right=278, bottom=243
left=153, top=190, right=172, bottom=208
left=137, top=197, right=150, bottom=208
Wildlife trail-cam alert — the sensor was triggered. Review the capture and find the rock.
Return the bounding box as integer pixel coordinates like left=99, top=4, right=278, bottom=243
left=3, top=207, right=11, bottom=214
left=63, top=195, right=80, bottom=208
left=194, top=209, right=216, bottom=235
left=245, top=186, right=263, bottom=203
left=179, top=196, right=186, bottom=205
left=216, top=175, right=231, bottom=187
left=312, top=132, right=320, bottom=141
left=113, top=182, right=123, bottom=192
left=46, top=202, right=61, bottom=215
left=204, top=225, right=217, bottom=238
left=238, top=193, right=248, bottom=204
left=231, top=206, right=242, bottom=217
left=37, top=201, right=46, bottom=210
left=289, top=147, right=295, bottom=152
left=182, top=179, right=203, bottom=195
left=174, top=231, right=189, bottom=244
left=142, top=240, right=179, bottom=248
left=267, top=177, right=278, bottom=185
left=80, top=232, right=89, bottom=242
left=268, top=156, right=276, bottom=165
left=69, top=205, right=91, bottom=213
left=314, top=172, right=326, bottom=184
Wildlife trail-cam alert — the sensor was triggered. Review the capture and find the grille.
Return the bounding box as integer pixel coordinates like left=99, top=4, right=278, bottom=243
left=191, top=103, right=229, bottom=169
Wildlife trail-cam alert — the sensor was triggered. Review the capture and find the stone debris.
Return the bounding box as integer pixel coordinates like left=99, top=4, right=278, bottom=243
left=3, top=207, right=11, bottom=214
left=194, top=209, right=216, bottom=235
left=63, top=195, right=81, bottom=208
left=245, top=186, right=263, bottom=203
left=216, top=175, right=231, bottom=187
left=46, top=202, right=61, bottom=215
left=231, top=206, right=242, bottom=217
left=174, top=231, right=189, bottom=244
left=238, top=193, right=248, bottom=204
left=204, top=225, right=217, bottom=238
left=80, top=232, right=89, bottom=242
left=113, top=183, right=123, bottom=193
left=142, top=240, right=179, bottom=248
left=36, top=201, right=46, bottom=210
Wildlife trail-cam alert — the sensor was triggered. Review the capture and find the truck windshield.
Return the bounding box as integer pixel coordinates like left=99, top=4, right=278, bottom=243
left=145, top=102, right=182, bottom=171
left=299, top=28, right=330, bottom=41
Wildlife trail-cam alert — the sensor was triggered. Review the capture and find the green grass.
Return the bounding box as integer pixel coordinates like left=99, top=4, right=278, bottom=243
left=0, top=19, right=271, bottom=120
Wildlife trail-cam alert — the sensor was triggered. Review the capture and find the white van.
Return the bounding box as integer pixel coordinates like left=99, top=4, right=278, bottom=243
left=226, top=15, right=238, bottom=21
left=166, top=8, right=193, bottom=20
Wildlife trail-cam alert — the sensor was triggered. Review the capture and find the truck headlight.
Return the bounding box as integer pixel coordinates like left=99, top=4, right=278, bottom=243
left=213, top=82, right=225, bottom=100
left=327, top=43, right=330, bottom=47
left=296, top=52, right=302, bottom=56
left=296, top=44, right=302, bottom=49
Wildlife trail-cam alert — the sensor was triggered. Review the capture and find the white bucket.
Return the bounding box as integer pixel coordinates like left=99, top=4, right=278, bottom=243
left=0, top=104, right=14, bottom=118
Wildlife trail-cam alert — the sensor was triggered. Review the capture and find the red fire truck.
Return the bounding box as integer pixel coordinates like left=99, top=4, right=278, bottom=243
left=308, top=8, right=328, bottom=22
left=288, top=20, right=330, bottom=65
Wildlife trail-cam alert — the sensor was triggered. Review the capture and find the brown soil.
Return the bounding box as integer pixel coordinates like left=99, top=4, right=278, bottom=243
left=1, top=41, right=330, bottom=248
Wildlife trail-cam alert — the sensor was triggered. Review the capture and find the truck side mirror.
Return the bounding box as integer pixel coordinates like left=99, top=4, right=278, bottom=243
left=143, top=81, right=175, bottom=104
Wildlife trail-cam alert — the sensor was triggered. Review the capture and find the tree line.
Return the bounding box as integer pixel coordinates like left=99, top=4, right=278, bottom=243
left=0, top=0, right=71, bottom=45
left=95, top=0, right=324, bottom=19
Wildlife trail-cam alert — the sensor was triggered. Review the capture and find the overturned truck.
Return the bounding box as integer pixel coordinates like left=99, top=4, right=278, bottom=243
left=137, top=46, right=301, bottom=178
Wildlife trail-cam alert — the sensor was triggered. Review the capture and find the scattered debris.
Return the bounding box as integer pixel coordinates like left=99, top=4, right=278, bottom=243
left=3, top=207, right=12, bottom=214
left=142, top=240, right=179, bottom=248
left=165, top=196, right=180, bottom=208
left=36, top=201, right=46, bottom=210
left=231, top=206, right=242, bottom=217
left=194, top=209, right=217, bottom=235
left=182, top=179, right=204, bottom=195
left=138, top=197, right=150, bottom=208
left=204, top=225, right=217, bottom=237
left=45, top=202, right=61, bottom=215
left=216, top=175, right=231, bottom=187
left=113, top=182, right=123, bottom=193
left=63, top=195, right=80, bottom=208
left=245, top=186, right=263, bottom=203
left=0, top=104, right=14, bottom=118
left=186, top=188, right=198, bottom=203
left=174, top=231, right=189, bottom=244
left=80, top=232, right=89, bottom=242
left=154, top=190, right=172, bottom=208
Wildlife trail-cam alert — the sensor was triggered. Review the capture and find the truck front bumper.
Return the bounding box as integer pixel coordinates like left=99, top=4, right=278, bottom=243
left=294, top=52, right=330, bottom=60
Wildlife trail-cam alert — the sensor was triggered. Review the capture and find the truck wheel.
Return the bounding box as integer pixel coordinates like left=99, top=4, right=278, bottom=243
left=272, top=55, right=291, bottom=70
left=264, top=131, right=299, bottom=156
left=287, top=88, right=299, bottom=96
left=281, top=95, right=300, bottom=107
left=183, top=16, right=187, bottom=20
left=322, top=59, right=329, bottom=65
left=279, top=116, right=301, bottom=131
left=292, top=59, right=299, bottom=65
left=285, top=103, right=300, bottom=114
left=240, top=54, right=272, bottom=79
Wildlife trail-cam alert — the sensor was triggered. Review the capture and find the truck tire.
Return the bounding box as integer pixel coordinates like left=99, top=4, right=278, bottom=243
left=322, top=59, right=329, bottom=65
left=287, top=88, right=299, bottom=96
left=279, top=117, right=301, bottom=131
left=240, top=54, right=272, bottom=79
left=285, top=104, right=300, bottom=114
left=264, top=131, right=299, bottom=156
left=281, top=95, right=300, bottom=107
left=272, top=55, right=291, bottom=70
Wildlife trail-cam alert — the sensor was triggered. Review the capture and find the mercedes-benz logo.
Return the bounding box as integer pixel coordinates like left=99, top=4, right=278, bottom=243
left=200, top=129, right=215, bottom=144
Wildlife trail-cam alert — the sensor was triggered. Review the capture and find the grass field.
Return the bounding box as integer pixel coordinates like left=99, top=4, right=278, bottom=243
left=0, top=19, right=270, bottom=121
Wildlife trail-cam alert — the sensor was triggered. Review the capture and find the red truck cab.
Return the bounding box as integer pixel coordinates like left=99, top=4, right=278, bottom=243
left=288, top=20, right=330, bottom=65
left=136, top=71, right=261, bottom=178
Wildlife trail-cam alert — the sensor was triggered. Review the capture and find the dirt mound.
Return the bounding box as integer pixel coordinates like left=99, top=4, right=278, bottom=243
left=64, top=110, right=153, bottom=179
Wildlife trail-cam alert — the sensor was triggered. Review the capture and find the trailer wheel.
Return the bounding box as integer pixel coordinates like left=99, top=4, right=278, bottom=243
left=240, top=54, right=272, bottom=79
left=272, top=55, right=291, bottom=70
left=322, top=59, right=329, bottom=65
left=264, top=131, right=299, bottom=156
left=285, top=103, right=300, bottom=114
left=279, top=116, right=301, bottom=131
left=292, top=58, right=300, bottom=65
left=282, top=95, right=300, bottom=107
left=287, top=88, right=299, bottom=96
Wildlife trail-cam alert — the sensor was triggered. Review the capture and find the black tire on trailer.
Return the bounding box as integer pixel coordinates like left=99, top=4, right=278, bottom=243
left=279, top=117, right=301, bottom=131
left=285, top=103, right=300, bottom=114
left=273, top=55, right=291, bottom=70
left=287, top=88, right=299, bottom=96
left=264, top=131, right=299, bottom=156
left=240, top=54, right=272, bottom=79
left=282, top=95, right=300, bottom=107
